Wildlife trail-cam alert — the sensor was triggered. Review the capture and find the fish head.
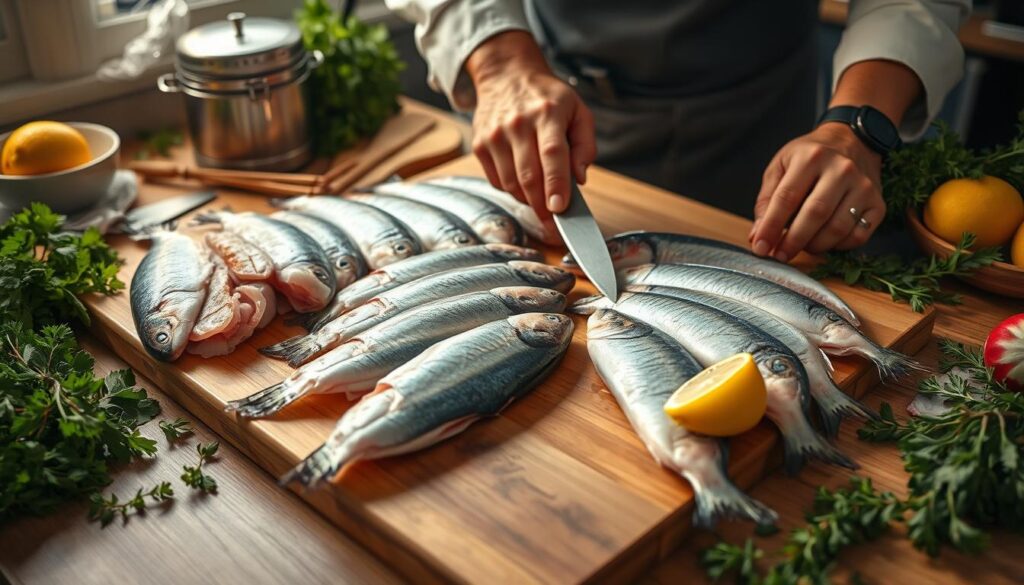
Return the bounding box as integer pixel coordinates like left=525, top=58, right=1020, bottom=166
left=587, top=308, right=652, bottom=340
left=368, top=237, right=418, bottom=267
left=139, top=294, right=195, bottom=362
left=333, top=253, right=363, bottom=289
left=473, top=214, right=519, bottom=245
left=508, top=261, right=576, bottom=292
left=278, top=262, right=336, bottom=313
left=436, top=229, right=478, bottom=250
left=561, top=233, right=654, bottom=270
left=754, top=351, right=808, bottom=406
left=812, top=306, right=860, bottom=348
left=568, top=293, right=613, bottom=315
left=492, top=286, right=567, bottom=313
left=485, top=243, right=544, bottom=263
left=617, top=263, right=656, bottom=286
left=509, top=313, right=574, bottom=348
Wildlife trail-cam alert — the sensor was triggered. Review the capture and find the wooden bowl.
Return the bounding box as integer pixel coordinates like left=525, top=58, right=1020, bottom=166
left=906, top=207, right=1024, bottom=298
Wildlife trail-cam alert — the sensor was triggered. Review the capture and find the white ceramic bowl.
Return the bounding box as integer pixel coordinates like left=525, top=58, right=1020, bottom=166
left=0, top=122, right=120, bottom=214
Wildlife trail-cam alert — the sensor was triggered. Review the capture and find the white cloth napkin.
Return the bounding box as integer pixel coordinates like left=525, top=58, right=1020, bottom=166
left=0, top=169, right=139, bottom=232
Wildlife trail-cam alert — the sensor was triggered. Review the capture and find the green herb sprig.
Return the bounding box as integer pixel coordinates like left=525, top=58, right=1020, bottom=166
left=296, top=0, right=404, bottom=154
left=134, top=128, right=184, bottom=160
left=0, top=324, right=160, bottom=521
left=812, top=233, right=1002, bottom=312
left=181, top=441, right=219, bottom=493
left=0, top=203, right=123, bottom=329
left=88, top=482, right=174, bottom=527
left=159, top=417, right=193, bottom=442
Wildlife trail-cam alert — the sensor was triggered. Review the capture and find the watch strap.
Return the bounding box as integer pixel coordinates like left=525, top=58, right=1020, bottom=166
left=817, top=105, right=900, bottom=156
left=817, top=105, right=859, bottom=127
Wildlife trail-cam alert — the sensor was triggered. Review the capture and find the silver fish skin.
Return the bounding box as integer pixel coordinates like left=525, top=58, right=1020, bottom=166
left=346, top=193, right=479, bottom=251
left=194, top=211, right=336, bottom=313
left=587, top=308, right=777, bottom=527
left=276, top=196, right=421, bottom=269
left=228, top=286, right=567, bottom=417
left=423, top=175, right=551, bottom=243
left=372, top=182, right=525, bottom=246
left=282, top=313, right=573, bottom=487
left=620, top=263, right=922, bottom=378
left=130, top=231, right=213, bottom=362
left=300, top=243, right=544, bottom=332
left=204, top=231, right=274, bottom=282
left=572, top=292, right=856, bottom=474
left=627, top=284, right=876, bottom=437
left=270, top=210, right=367, bottom=289
left=261, top=260, right=575, bottom=366
left=562, top=231, right=860, bottom=326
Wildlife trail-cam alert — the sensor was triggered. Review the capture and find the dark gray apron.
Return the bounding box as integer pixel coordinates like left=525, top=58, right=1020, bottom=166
left=524, top=0, right=819, bottom=218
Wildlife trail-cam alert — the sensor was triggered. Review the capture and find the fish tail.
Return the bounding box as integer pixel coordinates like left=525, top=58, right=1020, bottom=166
left=780, top=422, right=858, bottom=475
left=259, top=335, right=323, bottom=366
left=812, top=382, right=878, bottom=438
left=190, top=210, right=227, bottom=226
left=864, top=342, right=928, bottom=379
left=688, top=450, right=778, bottom=528
left=226, top=380, right=310, bottom=418
left=279, top=440, right=355, bottom=489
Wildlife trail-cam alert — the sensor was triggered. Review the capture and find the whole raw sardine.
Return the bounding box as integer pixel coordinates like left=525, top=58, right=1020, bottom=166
left=572, top=292, right=856, bottom=474
left=300, top=243, right=544, bottom=332
left=587, top=308, right=777, bottom=527
left=275, top=196, right=421, bottom=269
left=346, top=193, right=479, bottom=251
left=563, top=231, right=859, bottom=325
left=424, top=175, right=551, bottom=243
left=194, top=211, right=336, bottom=313
left=281, top=313, right=574, bottom=487
left=270, top=210, right=367, bottom=289
left=130, top=231, right=212, bottom=362
left=627, top=284, right=876, bottom=436
left=204, top=231, right=273, bottom=282
left=620, top=263, right=922, bottom=378
left=262, top=261, right=575, bottom=366
left=372, top=182, right=525, bottom=246
left=229, top=287, right=567, bottom=417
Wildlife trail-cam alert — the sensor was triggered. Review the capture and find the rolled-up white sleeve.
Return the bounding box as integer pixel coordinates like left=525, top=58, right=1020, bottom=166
left=385, top=0, right=530, bottom=111
left=834, top=0, right=971, bottom=140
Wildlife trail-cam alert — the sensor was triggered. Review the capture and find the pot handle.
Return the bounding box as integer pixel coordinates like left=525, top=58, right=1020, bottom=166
left=309, top=50, right=325, bottom=70
left=157, top=73, right=182, bottom=93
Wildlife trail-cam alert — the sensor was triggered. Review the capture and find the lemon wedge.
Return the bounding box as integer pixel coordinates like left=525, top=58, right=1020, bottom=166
left=663, top=353, right=767, bottom=437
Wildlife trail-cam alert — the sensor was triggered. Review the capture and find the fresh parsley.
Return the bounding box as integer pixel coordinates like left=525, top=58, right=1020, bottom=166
left=812, top=233, right=1003, bottom=312
left=88, top=481, right=174, bottom=527
left=296, top=0, right=404, bottom=154
left=159, top=417, right=193, bottom=442
left=0, top=323, right=160, bottom=522
left=181, top=441, right=219, bottom=493
left=134, top=128, right=184, bottom=160
left=0, top=202, right=123, bottom=329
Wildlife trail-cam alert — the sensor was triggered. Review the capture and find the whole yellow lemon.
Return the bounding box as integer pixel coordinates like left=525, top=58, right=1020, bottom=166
left=1, top=121, right=92, bottom=176
left=924, top=176, right=1024, bottom=248
left=1011, top=221, right=1024, bottom=269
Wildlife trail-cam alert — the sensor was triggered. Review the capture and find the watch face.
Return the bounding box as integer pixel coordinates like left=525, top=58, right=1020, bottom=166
left=858, top=107, right=900, bottom=149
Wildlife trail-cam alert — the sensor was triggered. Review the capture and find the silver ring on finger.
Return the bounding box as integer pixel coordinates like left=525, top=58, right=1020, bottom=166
left=848, top=206, right=860, bottom=219
left=858, top=216, right=872, bottom=230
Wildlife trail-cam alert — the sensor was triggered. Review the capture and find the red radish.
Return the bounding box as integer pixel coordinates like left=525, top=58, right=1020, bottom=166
left=984, top=313, right=1024, bottom=390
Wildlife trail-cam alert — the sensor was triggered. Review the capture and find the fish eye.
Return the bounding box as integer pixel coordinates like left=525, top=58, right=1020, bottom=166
left=771, top=359, right=788, bottom=373
left=336, top=259, right=350, bottom=269
left=155, top=332, right=169, bottom=344
left=456, top=235, right=472, bottom=244
left=545, top=315, right=559, bottom=322
left=518, top=295, right=530, bottom=301
left=826, top=313, right=842, bottom=322
left=395, top=243, right=408, bottom=253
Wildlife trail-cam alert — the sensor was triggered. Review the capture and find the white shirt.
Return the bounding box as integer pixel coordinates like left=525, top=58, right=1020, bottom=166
left=384, top=0, right=971, bottom=139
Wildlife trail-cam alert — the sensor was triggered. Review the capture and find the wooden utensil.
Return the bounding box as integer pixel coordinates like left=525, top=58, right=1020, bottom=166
left=907, top=207, right=1024, bottom=297
left=322, top=113, right=436, bottom=193
left=129, top=160, right=322, bottom=186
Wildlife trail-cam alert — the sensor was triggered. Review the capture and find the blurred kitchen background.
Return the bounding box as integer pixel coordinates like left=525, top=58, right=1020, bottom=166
left=0, top=0, right=1022, bottom=149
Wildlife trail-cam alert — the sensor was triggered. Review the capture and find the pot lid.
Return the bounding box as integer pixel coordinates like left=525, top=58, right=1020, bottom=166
left=176, top=12, right=304, bottom=78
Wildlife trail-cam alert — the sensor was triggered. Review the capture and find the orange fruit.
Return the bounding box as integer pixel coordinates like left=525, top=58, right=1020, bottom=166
left=1, top=121, right=92, bottom=176
left=1011, top=221, right=1024, bottom=269
left=923, top=176, right=1024, bottom=248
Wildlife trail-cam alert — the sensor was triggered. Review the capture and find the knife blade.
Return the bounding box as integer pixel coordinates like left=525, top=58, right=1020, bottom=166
left=552, top=179, right=618, bottom=302
left=121, top=191, right=216, bottom=233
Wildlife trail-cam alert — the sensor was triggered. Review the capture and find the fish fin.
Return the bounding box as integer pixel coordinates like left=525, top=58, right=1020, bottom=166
left=190, top=211, right=225, bottom=227
left=279, top=441, right=358, bottom=489
left=226, top=380, right=312, bottom=418
left=819, top=349, right=835, bottom=373
left=813, top=384, right=878, bottom=438
left=296, top=306, right=341, bottom=332
left=686, top=442, right=778, bottom=528
left=259, top=335, right=324, bottom=366
left=780, top=425, right=858, bottom=475
left=865, top=343, right=929, bottom=379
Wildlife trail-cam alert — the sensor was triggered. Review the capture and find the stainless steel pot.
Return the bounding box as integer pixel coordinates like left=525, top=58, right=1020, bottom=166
left=158, top=12, right=323, bottom=171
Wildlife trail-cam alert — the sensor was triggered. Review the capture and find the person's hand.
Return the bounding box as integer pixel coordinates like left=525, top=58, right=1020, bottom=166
left=466, top=31, right=596, bottom=239
left=749, top=123, right=885, bottom=261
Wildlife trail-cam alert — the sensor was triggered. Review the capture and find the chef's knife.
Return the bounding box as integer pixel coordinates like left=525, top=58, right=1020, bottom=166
left=120, top=190, right=216, bottom=234
left=552, top=179, right=618, bottom=302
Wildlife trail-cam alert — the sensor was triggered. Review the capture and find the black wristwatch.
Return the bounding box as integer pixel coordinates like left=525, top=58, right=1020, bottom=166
left=817, top=105, right=902, bottom=156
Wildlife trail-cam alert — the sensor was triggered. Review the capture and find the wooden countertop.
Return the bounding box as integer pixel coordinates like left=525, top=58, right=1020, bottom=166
left=3, top=99, right=1024, bottom=584
left=820, top=0, right=1024, bottom=64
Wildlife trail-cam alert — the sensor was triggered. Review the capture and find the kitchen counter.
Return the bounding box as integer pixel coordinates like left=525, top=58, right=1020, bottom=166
left=3, top=100, right=1023, bottom=584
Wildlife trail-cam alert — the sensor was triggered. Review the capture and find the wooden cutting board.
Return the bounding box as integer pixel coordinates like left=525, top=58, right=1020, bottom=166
left=85, top=155, right=934, bottom=585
